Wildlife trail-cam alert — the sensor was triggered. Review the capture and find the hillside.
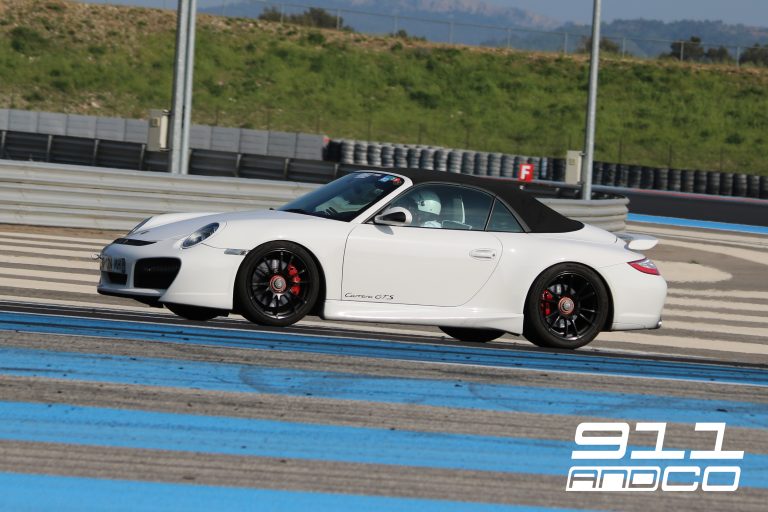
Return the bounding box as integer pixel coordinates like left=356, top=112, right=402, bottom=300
left=1, top=0, right=768, bottom=174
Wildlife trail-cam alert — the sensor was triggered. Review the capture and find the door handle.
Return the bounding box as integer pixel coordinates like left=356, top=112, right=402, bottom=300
left=469, top=248, right=497, bottom=260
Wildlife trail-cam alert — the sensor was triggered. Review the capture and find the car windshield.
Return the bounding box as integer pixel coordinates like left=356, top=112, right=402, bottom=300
left=279, top=172, right=405, bottom=221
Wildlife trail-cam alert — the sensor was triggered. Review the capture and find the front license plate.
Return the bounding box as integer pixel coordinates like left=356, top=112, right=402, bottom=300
left=100, top=256, right=126, bottom=274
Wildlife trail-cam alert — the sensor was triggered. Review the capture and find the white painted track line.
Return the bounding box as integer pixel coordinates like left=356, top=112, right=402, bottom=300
left=3, top=244, right=97, bottom=259
left=0, top=267, right=97, bottom=283
left=598, top=332, right=768, bottom=356
left=667, top=289, right=768, bottom=300
left=0, top=231, right=113, bottom=245
left=0, top=277, right=98, bottom=295
left=664, top=308, right=767, bottom=324
left=665, top=296, right=768, bottom=313
left=0, top=254, right=98, bottom=271
left=0, top=237, right=104, bottom=251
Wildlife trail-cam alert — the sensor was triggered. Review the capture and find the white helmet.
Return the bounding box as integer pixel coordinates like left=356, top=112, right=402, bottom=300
left=412, top=190, right=441, bottom=215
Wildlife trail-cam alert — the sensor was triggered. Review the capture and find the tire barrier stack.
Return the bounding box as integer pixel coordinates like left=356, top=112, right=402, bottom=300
left=334, top=140, right=552, bottom=184
left=330, top=139, right=768, bottom=199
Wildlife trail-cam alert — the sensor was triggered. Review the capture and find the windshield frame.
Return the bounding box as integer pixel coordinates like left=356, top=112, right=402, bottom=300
left=278, top=171, right=412, bottom=223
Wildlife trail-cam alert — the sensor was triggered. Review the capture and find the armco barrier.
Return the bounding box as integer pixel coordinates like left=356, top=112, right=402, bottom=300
left=0, top=161, right=319, bottom=231
left=0, top=160, right=627, bottom=232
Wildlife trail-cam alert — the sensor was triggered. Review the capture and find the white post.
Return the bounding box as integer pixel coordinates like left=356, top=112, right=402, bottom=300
left=581, top=0, right=602, bottom=200
left=179, top=0, right=198, bottom=175
left=169, top=0, right=190, bottom=174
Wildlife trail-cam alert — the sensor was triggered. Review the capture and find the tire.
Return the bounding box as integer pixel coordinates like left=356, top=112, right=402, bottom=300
left=523, top=263, right=609, bottom=349
left=165, top=303, right=222, bottom=322
left=234, top=241, right=320, bottom=327
left=439, top=326, right=504, bottom=343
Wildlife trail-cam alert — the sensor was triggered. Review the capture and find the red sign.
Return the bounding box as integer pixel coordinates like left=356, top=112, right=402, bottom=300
left=518, top=163, right=534, bottom=182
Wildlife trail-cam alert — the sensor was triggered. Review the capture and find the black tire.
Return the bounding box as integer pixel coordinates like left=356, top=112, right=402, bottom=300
left=523, top=263, right=609, bottom=349
left=234, top=241, right=320, bottom=327
left=439, top=326, right=504, bottom=343
left=165, top=303, right=222, bottom=322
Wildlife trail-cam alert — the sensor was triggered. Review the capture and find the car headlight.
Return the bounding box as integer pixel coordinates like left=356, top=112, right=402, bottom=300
left=182, top=223, right=220, bottom=249
left=127, top=217, right=151, bottom=235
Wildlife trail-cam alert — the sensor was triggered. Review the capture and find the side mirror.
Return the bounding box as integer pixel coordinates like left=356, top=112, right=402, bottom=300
left=374, top=207, right=413, bottom=227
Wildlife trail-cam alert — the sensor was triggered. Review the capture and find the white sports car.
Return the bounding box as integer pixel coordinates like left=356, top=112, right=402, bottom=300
left=98, top=169, right=666, bottom=349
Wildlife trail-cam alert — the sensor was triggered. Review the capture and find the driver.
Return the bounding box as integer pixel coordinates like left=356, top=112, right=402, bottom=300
left=409, top=190, right=442, bottom=228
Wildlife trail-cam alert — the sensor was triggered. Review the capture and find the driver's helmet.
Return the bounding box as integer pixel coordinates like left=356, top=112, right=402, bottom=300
left=412, top=190, right=441, bottom=216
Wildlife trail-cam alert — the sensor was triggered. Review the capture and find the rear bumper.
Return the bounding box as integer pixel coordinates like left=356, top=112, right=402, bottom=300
left=600, top=262, right=667, bottom=331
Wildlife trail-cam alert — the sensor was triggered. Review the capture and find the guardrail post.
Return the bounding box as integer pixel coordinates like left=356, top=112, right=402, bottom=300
left=91, top=139, right=99, bottom=166
left=45, top=134, right=53, bottom=162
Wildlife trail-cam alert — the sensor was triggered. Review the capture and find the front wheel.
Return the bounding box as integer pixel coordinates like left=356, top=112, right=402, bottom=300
left=439, top=326, right=504, bottom=343
left=523, top=263, right=609, bottom=349
left=234, top=241, right=320, bottom=327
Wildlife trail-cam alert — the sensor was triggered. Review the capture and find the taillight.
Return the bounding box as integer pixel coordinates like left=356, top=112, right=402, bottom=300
left=628, top=258, right=660, bottom=275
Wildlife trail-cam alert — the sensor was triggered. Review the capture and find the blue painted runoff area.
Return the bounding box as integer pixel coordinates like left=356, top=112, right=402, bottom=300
left=627, top=213, right=768, bottom=234
left=1, top=346, right=767, bottom=429
left=1, top=310, right=767, bottom=387
left=0, top=402, right=764, bottom=488
left=0, top=473, right=592, bottom=512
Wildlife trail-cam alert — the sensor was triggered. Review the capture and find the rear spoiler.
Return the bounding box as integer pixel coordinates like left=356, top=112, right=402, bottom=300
left=617, top=232, right=659, bottom=251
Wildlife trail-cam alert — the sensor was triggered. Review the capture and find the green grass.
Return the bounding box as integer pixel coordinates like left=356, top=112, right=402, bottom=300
left=1, top=0, right=768, bottom=175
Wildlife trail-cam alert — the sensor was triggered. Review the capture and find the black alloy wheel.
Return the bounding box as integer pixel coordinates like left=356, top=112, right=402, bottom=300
left=439, top=326, right=504, bottom=343
left=523, top=263, right=609, bottom=349
left=235, top=241, right=320, bottom=327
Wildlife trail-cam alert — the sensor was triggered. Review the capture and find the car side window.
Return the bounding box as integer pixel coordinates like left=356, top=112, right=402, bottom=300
left=487, top=200, right=524, bottom=233
left=389, top=184, right=493, bottom=231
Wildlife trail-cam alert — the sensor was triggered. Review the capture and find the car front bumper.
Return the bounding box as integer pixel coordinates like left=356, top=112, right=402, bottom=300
left=97, top=238, right=245, bottom=310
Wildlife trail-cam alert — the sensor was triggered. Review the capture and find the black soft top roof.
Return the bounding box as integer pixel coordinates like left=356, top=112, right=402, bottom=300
left=386, top=168, right=584, bottom=234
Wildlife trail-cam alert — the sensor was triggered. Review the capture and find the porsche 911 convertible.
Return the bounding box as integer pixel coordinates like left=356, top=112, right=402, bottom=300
left=97, top=168, right=666, bottom=349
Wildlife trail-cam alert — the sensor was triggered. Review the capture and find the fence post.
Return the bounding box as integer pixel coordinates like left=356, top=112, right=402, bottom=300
left=449, top=21, right=454, bottom=44
left=736, top=46, right=741, bottom=68
left=563, top=33, right=568, bottom=54
left=506, top=28, right=512, bottom=49
left=621, top=37, right=626, bottom=58
left=393, top=15, right=398, bottom=34
left=336, top=9, right=341, bottom=30
left=279, top=4, right=284, bottom=24
left=679, top=40, right=685, bottom=61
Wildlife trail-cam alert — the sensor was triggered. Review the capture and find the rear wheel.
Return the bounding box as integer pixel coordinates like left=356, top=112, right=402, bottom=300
left=165, top=303, right=222, bottom=322
left=439, top=326, right=504, bottom=343
left=523, top=263, right=609, bottom=349
left=235, top=241, right=320, bottom=327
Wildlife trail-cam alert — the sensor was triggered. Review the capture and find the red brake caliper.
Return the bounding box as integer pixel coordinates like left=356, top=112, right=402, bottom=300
left=287, top=264, right=301, bottom=295
left=541, top=290, right=553, bottom=316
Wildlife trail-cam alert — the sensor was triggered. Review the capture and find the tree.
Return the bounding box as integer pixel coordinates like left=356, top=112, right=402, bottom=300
left=579, top=36, right=620, bottom=54
left=740, top=44, right=768, bottom=66
left=258, top=7, right=354, bottom=32
left=705, top=46, right=733, bottom=64
left=669, top=36, right=705, bottom=62
left=258, top=6, right=281, bottom=23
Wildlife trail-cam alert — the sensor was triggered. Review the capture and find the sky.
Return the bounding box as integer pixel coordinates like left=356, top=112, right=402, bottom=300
left=495, top=0, right=767, bottom=26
